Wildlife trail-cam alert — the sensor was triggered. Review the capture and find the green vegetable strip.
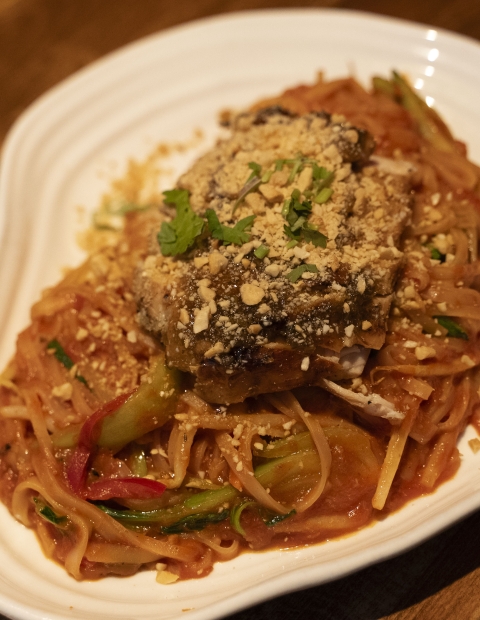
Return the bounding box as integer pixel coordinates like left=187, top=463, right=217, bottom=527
left=97, top=355, right=181, bottom=450
left=160, top=511, right=229, bottom=534
left=230, top=500, right=256, bottom=536
left=315, top=187, right=333, bottom=204
left=281, top=198, right=292, bottom=218
left=98, top=446, right=320, bottom=526
left=33, top=497, right=68, bottom=527
left=51, top=423, right=81, bottom=449
left=51, top=353, right=182, bottom=450
left=372, top=76, right=396, bottom=98
left=433, top=316, right=469, bottom=340
left=287, top=159, right=304, bottom=183
left=46, top=339, right=88, bottom=386
left=129, top=447, right=148, bottom=477
left=252, top=432, right=313, bottom=458
left=391, top=71, right=455, bottom=153
left=98, top=484, right=239, bottom=526
left=264, top=509, right=296, bottom=527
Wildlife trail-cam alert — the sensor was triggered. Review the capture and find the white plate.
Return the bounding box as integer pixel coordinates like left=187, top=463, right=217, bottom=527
left=1, top=9, right=480, bottom=620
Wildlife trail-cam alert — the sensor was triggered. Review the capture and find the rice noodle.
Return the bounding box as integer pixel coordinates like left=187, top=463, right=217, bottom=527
left=216, top=431, right=289, bottom=514
left=372, top=409, right=417, bottom=510
left=266, top=392, right=332, bottom=512
left=0, top=72, right=479, bottom=581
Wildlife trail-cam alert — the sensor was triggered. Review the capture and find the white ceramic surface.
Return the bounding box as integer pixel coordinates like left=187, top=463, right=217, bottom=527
left=1, top=9, right=480, bottom=620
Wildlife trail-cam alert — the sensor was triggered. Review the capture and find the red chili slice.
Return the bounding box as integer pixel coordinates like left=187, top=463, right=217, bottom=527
left=85, top=477, right=166, bottom=501
left=67, top=391, right=134, bottom=495
left=66, top=445, right=91, bottom=495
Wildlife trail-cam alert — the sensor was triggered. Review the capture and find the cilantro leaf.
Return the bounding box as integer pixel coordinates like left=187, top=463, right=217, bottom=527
left=285, top=264, right=319, bottom=283
left=302, top=226, right=327, bottom=248
left=247, top=161, right=262, bottom=181
left=311, top=164, right=335, bottom=186
left=283, top=194, right=312, bottom=227
left=282, top=190, right=327, bottom=248
left=206, top=209, right=255, bottom=245
left=284, top=224, right=300, bottom=240
left=158, top=189, right=205, bottom=256
left=433, top=316, right=468, bottom=340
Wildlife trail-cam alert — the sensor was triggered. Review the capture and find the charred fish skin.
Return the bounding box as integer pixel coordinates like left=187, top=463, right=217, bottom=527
left=135, top=109, right=413, bottom=403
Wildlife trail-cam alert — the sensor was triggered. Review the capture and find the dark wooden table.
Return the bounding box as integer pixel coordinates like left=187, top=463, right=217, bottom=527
left=1, top=1, right=480, bottom=619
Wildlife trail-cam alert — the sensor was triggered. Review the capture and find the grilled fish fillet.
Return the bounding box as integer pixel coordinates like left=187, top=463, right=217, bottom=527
left=135, top=108, right=413, bottom=403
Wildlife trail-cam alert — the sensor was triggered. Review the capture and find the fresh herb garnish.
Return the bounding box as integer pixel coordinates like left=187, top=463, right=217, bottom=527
left=433, top=316, right=468, bottom=340
left=282, top=191, right=327, bottom=248
left=283, top=191, right=311, bottom=224
left=160, top=510, right=229, bottom=534
left=233, top=162, right=265, bottom=212
left=254, top=244, right=270, bottom=259
left=275, top=154, right=311, bottom=183
left=285, top=264, right=319, bottom=283
left=247, top=161, right=262, bottom=181
left=427, top=245, right=446, bottom=262
left=46, top=339, right=88, bottom=386
left=33, top=497, right=68, bottom=527
left=315, top=187, right=334, bottom=204
left=158, top=189, right=205, bottom=256
left=311, top=163, right=333, bottom=182
left=301, top=225, right=328, bottom=248
left=275, top=155, right=334, bottom=191
left=206, top=209, right=255, bottom=246
left=264, top=509, right=296, bottom=527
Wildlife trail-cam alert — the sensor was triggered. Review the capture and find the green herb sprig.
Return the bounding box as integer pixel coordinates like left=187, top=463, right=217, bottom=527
left=246, top=161, right=262, bottom=181
left=158, top=190, right=256, bottom=254
left=274, top=155, right=335, bottom=201
left=206, top=210, right=255, bottom=246
left=283, top=190, right=327, bottom=249
left=158, top=189, right=205, bottom=256
left=285, top=264, right=319, bottom=283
